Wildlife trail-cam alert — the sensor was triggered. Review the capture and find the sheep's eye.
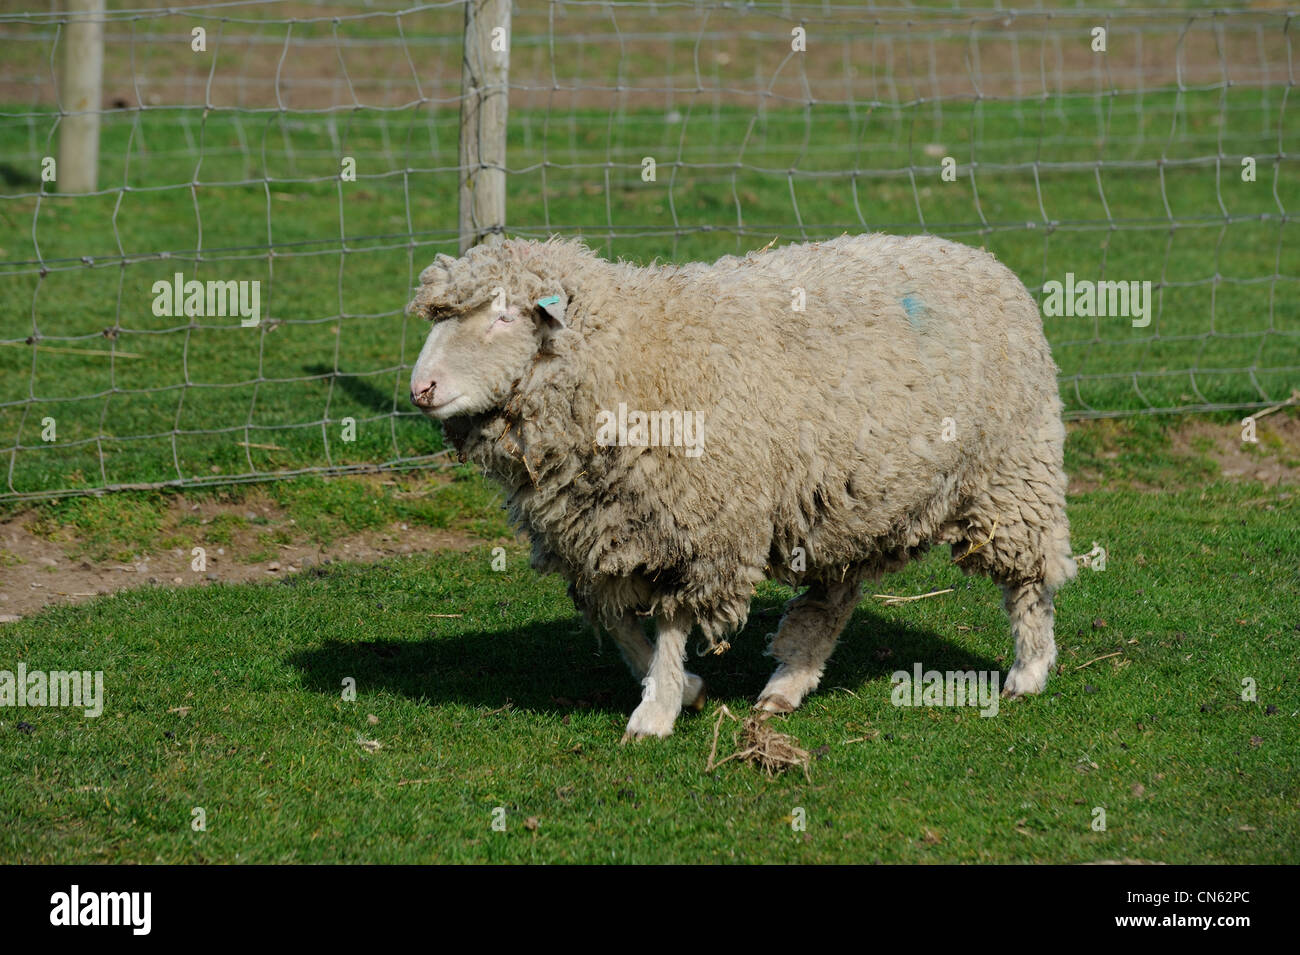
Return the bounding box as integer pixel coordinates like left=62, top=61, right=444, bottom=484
left=494, top=312, right=515, bottom=324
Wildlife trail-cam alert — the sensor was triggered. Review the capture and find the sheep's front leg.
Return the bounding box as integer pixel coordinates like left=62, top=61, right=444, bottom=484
left=621, top=610, right=693, bottom=742
left=608, top=613, right=705, bottom=712
left=757, top=578, right=863, bottom=713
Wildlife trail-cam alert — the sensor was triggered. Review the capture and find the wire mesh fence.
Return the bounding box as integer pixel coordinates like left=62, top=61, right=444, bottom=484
left=0, top=1, right=1296, bottom=501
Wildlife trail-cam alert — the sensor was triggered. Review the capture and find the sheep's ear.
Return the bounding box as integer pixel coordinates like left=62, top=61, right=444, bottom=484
left=534, top=293, right=568, bottom=331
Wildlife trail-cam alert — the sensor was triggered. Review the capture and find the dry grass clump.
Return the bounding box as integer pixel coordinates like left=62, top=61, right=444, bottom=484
left=705, top=704, right=811, bottom=780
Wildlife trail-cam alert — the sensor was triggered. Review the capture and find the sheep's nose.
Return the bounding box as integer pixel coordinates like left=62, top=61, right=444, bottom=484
left=410, top=379, right=436, bottom=407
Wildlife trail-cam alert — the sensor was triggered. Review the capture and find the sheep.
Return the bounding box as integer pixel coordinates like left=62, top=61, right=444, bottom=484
left=406, top=234, right=1076, bottom=741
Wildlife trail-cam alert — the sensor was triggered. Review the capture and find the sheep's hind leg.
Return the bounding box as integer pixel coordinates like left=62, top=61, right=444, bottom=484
left=757, top=578, right=863, bottom=713
left=999, top=578, right=1059, bottom=698
left=608, top=613, right=705, bottom=711
left=959, top=443, right=1074, bottom=699
left=622, top=610, right=694, bottom=741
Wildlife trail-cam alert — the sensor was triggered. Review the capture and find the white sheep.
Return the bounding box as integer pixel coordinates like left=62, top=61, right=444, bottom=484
left=407, top=235, right=1076, bottom=740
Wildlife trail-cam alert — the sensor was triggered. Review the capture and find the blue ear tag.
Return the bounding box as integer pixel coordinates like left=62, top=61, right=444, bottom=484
left=537, top=295, right=561, bottom=309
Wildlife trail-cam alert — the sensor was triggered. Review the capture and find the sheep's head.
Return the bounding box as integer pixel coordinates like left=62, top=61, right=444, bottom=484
left=406, top=242, right=569, bottom=420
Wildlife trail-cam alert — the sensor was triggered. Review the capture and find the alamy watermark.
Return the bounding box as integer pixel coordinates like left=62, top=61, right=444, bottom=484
left=151, top=272, right=261, bottom=326
left=50, top=885, right=150, bottom=935
left=595, top=402, right=704, bottom=458
left=1042, top=273, right=1152, bottom=328
left=1, top=664, right=104, bottom=717
left=891, top=663, right=1000, bottom=717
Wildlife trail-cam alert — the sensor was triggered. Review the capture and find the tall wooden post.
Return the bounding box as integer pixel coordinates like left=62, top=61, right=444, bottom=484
left=58, top=0, right=105, bottom=194
left=458, top=0, right=510, bottom=253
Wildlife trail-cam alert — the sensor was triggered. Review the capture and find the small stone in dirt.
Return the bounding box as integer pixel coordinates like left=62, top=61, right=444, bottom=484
left=244, top=512, right=257, bottom=521
left=1092, top=618, right=1107, bottom=629
left=366, top=714, right=379, bottom=725
left=287, top=565, right=299, bottom=574
left=0, top=614, right=21, bottom=624
left=267, top=561, right=281, bottom=572
left=148, top=577, right=159, bottom=585
left=172, top=577, right=182, bottom=585
left=524, top=816, right=540, bottom=832
left=206, top=573, right=217, bottom=581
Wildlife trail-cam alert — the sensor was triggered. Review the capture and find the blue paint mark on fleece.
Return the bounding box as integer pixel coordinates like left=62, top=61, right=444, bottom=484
left=901, top=294, right=925, bottom=330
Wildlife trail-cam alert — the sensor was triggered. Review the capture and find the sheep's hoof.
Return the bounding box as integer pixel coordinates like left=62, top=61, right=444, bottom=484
left=685, top=678, right=707, bottom=712
left=623, top=701, right=677, bottom=741
left=620, top=728, right=668, bottom=744
left=1002, top=660, right=1051, bottom=698
left=755, top=693, right=795, bottom=714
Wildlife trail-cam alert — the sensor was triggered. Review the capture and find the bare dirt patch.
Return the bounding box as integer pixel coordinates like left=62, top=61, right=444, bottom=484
left=1171, top=414, right=1300, bottom=486
left=1067, top=412, right=1300, bottom=494
left=0, top=490, right=486, bottom=621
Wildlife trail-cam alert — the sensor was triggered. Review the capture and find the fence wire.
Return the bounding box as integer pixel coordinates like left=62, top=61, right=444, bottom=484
left=0, top=1, right=1296, bottom=501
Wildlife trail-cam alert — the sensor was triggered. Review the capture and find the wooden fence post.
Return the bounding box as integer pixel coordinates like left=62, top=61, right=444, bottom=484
left=58, top=0, right=105, bottom=194
left=458, top=0, right=511, bottom=253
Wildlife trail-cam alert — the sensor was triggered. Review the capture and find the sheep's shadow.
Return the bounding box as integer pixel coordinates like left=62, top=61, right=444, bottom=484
left=304, top=363, right=399, bottom=414
left=286, top=607, right=1002, bottom=717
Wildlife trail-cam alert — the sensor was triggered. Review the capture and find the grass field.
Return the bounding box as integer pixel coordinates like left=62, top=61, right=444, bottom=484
left=0, top=416, right=1296, bottom=863
left=0, top=3, right=1297, bottom=865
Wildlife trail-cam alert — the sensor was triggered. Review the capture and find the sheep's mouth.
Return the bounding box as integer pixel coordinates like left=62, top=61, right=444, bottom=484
left=414, top=392, right=467, bottom=418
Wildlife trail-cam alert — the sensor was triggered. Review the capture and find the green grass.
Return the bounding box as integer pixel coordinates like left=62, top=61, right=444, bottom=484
left=1, top=478, right=1295, bottom=863
left=2, top=88, right=1298, bottom=497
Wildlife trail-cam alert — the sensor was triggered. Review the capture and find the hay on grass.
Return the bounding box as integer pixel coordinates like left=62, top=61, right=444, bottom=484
left=705, top=704, right=811, bottom=781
